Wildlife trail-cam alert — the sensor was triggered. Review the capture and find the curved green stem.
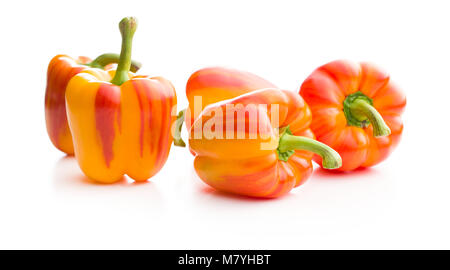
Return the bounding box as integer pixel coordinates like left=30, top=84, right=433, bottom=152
left=173, top=109, right=186, bottom=147
left=111, top=17, right=137, bottom=86
left=277, top=127, right=341, bottom=169
left=348, top=99, right=391, bottom=137
left=88, top=53, right=142, bottom=72
left=343, top=91, right=390, bottom=137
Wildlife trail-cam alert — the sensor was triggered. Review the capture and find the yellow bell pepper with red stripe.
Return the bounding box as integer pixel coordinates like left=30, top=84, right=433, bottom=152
left=66, top=17, right=176, bottom=183
left=45, top=54, right=141, bottom=155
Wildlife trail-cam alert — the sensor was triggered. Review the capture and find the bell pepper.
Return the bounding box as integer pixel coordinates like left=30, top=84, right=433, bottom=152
left=173, top=67, right=277, bottom=147
left=66, top=17, right=177, bottom=183
left=45, top=53, right=141, bottom=155
left=299, top=60, right=406, bottom=171
left=185, top=67, right=277, bottom=127
left=188, top=88, right=342, bottom=198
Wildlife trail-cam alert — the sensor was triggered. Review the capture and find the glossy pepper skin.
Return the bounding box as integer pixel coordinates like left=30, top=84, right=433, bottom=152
left=175, top=67, right=277, bottom=147
left=185, top=67, right=277, bottom=128
left=66, top=17, right=176, bottom=183
left=300, top=60, right=406, bottom=171
left=189, top=88, right=341, bottom=198
left=45, top=54, right=141, bottom=155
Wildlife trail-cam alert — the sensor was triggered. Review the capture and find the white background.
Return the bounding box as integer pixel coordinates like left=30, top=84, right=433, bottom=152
left=0, top=0, right=449, bottom=249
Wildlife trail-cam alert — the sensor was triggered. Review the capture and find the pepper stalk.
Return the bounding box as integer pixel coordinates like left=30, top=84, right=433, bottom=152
left=277, top=126, right=342, bottom=169
left=343, top=91, right=391, bottom=137
left=111, top=17, right=137, bottom=86
left=88, top=53, right=141, bottom=72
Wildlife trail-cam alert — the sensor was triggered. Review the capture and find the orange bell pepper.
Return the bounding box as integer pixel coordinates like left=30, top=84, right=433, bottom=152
left=184, top=67, right=277, bottom=127
left=173, top=67, right=277, bottom=147
left=188, top=88, right=341, bottom=198
left=45, top=53, right=141, bottom=155
left=299, top=60, right=406, bottom=171
left=66, top=17, right=176, bottom=183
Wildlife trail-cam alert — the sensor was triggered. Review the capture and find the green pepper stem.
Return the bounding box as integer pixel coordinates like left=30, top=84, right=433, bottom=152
left=173, top=109, right=186, bottom=147
left=348, top=99, right=391, bottom=137
left=111, top=17, right=137, bottom=86
left=278, top=134, right=342, bottom=169
left=343, top=91, right=391, bottom=137
left=89, top=53, right=142, bottom=72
